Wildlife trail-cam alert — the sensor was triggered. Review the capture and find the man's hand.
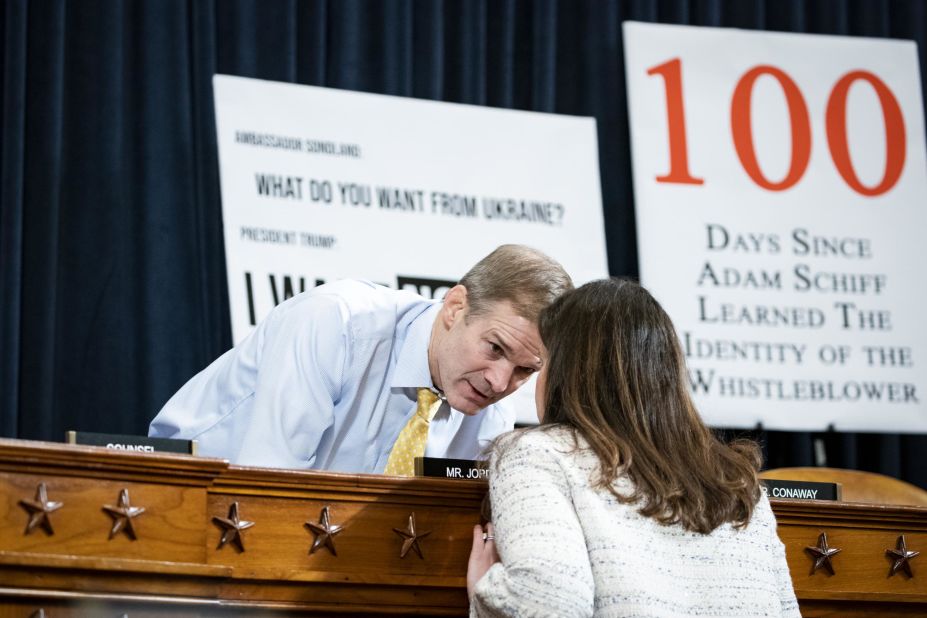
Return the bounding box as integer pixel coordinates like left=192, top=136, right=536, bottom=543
left=467, top=522, right=499, bottom=599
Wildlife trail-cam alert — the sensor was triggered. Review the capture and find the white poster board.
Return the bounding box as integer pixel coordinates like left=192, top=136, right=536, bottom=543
left=213, top=75, right=609, bottom=423
left=624, top=22, right=927, bottom=432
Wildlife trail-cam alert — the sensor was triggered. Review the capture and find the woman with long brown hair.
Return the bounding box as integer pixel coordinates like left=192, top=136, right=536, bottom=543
left=466, top=278, right=798, bottom=617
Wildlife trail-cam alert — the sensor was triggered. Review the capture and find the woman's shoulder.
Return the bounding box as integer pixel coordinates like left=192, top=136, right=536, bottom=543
left=494, top=424, right=579, bottom=457
left=490, top=425, right=597, bottom=478
left=747, top=491, right=779, bottom=530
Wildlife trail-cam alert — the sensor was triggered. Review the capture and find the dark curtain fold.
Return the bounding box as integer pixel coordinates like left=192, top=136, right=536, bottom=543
left=1, top=0, right=925, bottom=488
left=1, top=0, right=27, bottom=438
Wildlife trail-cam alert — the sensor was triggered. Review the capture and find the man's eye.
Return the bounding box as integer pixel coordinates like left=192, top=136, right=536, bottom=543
left=489, top=342, right=504, bottom=356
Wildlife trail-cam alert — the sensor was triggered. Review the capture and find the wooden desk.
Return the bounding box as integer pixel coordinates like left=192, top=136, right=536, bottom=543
left=1, top=439, right=925, bottom=616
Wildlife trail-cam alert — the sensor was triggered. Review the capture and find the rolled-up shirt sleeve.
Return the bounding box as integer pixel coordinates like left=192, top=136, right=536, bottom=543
left=233, top=294, right=348, bottom=468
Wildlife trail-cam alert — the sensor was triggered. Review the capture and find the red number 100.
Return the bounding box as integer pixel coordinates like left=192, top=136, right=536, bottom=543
left=646, top=58, right=906, bottom=196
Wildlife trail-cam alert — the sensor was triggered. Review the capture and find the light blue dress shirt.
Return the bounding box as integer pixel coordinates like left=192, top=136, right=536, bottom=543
left=149, top=280, right=515, bottom=472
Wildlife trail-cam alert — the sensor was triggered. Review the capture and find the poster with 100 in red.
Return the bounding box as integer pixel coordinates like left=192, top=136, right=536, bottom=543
left=624, top=22, right=927, bottom=432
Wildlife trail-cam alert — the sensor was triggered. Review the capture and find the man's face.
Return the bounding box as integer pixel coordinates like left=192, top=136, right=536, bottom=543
left=430, top=289, right=544, bottom=415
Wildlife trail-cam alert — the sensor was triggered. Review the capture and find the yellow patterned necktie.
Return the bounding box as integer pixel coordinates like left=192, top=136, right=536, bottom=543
left=384, top=388, right=442, bottom=476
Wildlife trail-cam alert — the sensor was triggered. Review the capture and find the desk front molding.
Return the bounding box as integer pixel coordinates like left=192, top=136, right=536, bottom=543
left=0, top=439, right=924, bottom=616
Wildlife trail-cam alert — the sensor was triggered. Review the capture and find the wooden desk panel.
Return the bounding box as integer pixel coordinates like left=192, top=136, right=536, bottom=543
left=1, top=439, right=925, bottom=616
left=774, top=501, right=927, bottom=616
left=1, top=473, right=208, bottom=565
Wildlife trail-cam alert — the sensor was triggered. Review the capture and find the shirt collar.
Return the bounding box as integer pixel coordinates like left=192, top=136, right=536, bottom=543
left=391, top=302, right=441, bottom=390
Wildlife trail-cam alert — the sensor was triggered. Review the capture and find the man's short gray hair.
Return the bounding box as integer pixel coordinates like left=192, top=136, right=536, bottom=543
left=459, top=245, right=574, bottom=323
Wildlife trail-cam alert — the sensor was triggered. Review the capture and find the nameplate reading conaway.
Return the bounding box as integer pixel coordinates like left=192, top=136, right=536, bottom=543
left=66, top=431, right=196, bottom=455
left=761, top=479, right=839, bottom=501
left=415, top=457, right=489, bottom=480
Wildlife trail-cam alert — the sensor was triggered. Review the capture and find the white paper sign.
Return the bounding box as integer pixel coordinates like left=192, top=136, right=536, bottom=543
left=213, top=75, right=609, bottom=423
left=624, top=23, right=927, bottom=432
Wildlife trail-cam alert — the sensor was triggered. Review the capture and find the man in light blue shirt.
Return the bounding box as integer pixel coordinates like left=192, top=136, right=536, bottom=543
left=149, top=245, right=573, bottom=473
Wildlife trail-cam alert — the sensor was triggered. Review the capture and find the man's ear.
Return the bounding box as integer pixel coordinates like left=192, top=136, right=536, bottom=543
left=441, top=284, right=469, bottom=327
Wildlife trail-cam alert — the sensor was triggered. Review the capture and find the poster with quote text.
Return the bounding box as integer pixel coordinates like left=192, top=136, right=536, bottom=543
left=213, top=75, right=609, bottom=424
left=624, top=23, right=927, bottom=432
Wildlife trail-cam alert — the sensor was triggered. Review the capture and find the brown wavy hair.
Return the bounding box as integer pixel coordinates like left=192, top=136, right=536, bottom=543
left=535, top=278, right=761, bottom=534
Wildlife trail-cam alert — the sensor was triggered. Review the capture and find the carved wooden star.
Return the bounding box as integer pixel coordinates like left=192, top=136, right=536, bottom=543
left=305, top=506, right=342, bottom=555
left=805, top=531, right=841, bottom=575
left=886, top=534, right=920, bottom=578
left=102, top=489, right=146, bottom=540
left=213, top=502, right=255, bottom=552
left=19, top=482, right=63, bottom=536
left=393, top=512, right=431, bottom=559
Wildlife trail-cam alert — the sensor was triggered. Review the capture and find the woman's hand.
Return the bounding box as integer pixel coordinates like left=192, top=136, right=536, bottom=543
left=467, top=522, right=500, bottom=599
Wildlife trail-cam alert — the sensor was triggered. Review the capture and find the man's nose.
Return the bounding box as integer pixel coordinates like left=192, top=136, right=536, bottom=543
left=485, top=362, right=515, bottom=393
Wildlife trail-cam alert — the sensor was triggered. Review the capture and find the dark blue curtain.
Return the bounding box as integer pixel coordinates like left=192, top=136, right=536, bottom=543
left=2, top=0, right=925, bottom=488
